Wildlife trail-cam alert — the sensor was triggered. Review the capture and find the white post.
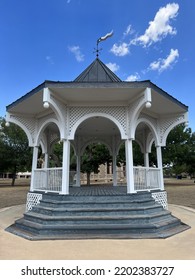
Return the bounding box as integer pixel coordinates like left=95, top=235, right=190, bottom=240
left=61, top=139, right=70, bottom=194
left=144, top=152, right=149, bottom=168
left=125, top=139, right=135, bottom=193
left=76, top=153, right=81, bottom=187
left=112, top=154, right=117, bottom=186
left=144, top=151, right=150, bottom=188
left=156, top=145, right=164, bottom=190
left=30, top=146, right=39, bottom=191
left=44, top=152, right=49, bottom=168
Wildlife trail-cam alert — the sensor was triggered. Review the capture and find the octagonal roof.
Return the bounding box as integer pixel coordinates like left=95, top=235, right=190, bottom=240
left=74, top=58, right=121, bottom=82
left=6, top=58, right=188, bottom=118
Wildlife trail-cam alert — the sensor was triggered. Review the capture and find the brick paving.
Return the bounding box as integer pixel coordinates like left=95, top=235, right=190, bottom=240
left=69, top=185, right=128, bottom=196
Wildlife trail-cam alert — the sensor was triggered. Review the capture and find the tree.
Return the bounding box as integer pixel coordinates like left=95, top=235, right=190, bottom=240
left=81, top=143, right=111, bottom=185
left=117, top=141, right=147, bottom=167
left=50, top=142, right=76, bottom=170
left=0, top=117, right=32, bottom=185
left=162, top=124, right=195, bottom=177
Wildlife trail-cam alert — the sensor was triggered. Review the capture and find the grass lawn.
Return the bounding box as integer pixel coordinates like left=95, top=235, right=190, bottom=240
left=0, top=178, right=195, bottom=209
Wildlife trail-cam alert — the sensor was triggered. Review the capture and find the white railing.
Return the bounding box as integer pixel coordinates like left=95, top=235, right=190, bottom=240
left=133, top=167, right=161, bottom=191
left=33, top=168, right=62, bottom=192
left=32, top=166, right=161, bottom=193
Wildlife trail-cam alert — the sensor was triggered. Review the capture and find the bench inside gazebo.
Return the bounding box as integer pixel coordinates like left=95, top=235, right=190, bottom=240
left=5, top=57, right=190, bottom=240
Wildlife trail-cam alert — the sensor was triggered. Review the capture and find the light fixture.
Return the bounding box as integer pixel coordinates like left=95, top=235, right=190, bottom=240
left=145, top=101, right=151, bottom=108
left=43, top=102, right=50, bottom=108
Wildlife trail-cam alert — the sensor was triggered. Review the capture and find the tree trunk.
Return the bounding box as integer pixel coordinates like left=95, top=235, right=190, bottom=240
left=11, top=174, right=16, bottom=186
left=86, top=172, right=90, bottom=186
left=11, top=165, right=17, bottom=186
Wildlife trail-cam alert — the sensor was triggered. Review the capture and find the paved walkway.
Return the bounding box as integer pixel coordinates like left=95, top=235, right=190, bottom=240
left=0, top=203, right=195, bottom=260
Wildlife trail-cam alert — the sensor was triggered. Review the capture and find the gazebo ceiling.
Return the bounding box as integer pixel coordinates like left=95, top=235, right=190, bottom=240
left=76, top=116, right=120, bottom=137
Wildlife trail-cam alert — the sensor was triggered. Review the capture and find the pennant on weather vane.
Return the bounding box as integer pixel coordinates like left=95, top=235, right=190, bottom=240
left=97, top=30, right=114, bottom=44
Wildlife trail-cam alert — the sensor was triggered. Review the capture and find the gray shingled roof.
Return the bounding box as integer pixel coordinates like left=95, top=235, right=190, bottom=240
left=74, top=58, right=121, bottom=82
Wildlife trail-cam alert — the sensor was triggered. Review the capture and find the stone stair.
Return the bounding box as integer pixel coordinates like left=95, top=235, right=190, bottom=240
left=6, top=191, right=190, bottom=240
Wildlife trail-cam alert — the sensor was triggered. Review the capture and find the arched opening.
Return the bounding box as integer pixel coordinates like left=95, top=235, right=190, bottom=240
left=80, top=142, right=112, bottom=185
left=72, top=116, right=122, bottom=187
left=133, top=121, right=164, bottom=191
left=31, top=122, right=65, bottom=193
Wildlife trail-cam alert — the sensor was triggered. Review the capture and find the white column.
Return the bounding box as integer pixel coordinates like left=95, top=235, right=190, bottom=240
left=144, top=151, right=150, bottom=188
left=61, top=139, right=70, bottom=194
left=30, top=146, right=39, bottom=191
left=75, top=153, right=81, bottom=187
left=112, top=154, right=117, bottom=186
left=144, top=152, right=149, bottom=168
left=125, top=139, right=135, bottom=193
left=156, top=145, right=164, bottom=190
left=44, top=152, right=49, bottom=168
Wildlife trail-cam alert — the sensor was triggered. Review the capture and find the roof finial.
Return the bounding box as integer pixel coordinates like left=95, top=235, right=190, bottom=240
left=95, top=30, right=114, bottom=58
left=94, top=43, right=102, bottom=58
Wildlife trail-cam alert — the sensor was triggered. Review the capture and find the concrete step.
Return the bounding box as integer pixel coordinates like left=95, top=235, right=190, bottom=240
left=6, top=222, right=190, bottom=240
left=32, top=204, right=163, bottom=216
left=39, top=198, right=155, bottom=208
left=40, top=191, right=152, bottom=202
left=13, top=215, right=182, bottom=236
left=23, top=210, right=171, bottom=225
left=5, top=191, right=190, bottom=240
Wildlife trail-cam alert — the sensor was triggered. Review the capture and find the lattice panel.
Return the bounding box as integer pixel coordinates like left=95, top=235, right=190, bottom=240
left=69, top=106, right=127, bottom=135
left=50, top=95, right=68, bottom=131
left=158, top=114, right=185, bottom=145
left=9, top=114, right=36, bottom=144
left=152, top=191, right=168, bottom=209
left=128, top=96, right=144, bottom=120
left=37, top=112, right=57, bottom=131
left=139, top=113, right=158, bottom=129
left=26, top=192, right=43, bottom=212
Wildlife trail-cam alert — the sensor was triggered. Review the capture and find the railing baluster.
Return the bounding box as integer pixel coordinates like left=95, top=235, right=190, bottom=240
left=33, top=168, right=63, bottom=193
left=134, top=167, right=161, bottom=191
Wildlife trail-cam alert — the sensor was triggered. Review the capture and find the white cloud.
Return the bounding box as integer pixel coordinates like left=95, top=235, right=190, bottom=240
left=149, top=48, right=179, bottom=72
left=69, top=46, right=84, bottom=62
left=132, top=3, right=179, bottom=47
left=110, top=25, right=134, bottom=57
left=110, top=42, right=129, bottom=56
left=125, top=73, right=140, bottom=81
left=106, top=62, right=120, bottom=73
left=123, top=24, right=133, bottom=37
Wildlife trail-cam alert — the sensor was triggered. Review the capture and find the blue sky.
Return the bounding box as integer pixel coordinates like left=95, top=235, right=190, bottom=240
left=0, top=0, right=195, bottom=130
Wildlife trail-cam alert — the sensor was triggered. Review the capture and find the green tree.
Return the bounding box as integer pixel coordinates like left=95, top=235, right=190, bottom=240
left=162, top=124, right=195, bottom=177
left=117, top=141, right=146, bottom=167
left=81, top=143, right=111, bottom=185
left=0, top=117, right=32, bottom=185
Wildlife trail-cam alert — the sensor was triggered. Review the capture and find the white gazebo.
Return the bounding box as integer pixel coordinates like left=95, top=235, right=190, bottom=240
left=6, top=57, right=189, bottom=240
left=5, top=58, right=189, bottom=239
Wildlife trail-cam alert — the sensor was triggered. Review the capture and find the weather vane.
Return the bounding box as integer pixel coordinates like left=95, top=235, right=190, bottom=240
left=95, top=30, right=114, bottom=58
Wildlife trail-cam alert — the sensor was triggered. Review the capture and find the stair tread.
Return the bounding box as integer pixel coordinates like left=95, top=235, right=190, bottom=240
left=6, top=222, right=190, bottom=240
left=41, top=198, right=153, bottom=204
left=16, top=216, right=179, bottom=230
left=34, top=204, right=162, bottom=212
left=25, top=210, right=171, bottom=221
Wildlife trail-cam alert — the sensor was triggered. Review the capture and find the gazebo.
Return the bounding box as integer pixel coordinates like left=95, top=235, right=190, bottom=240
left=5, top=58, right=190, bottom=239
